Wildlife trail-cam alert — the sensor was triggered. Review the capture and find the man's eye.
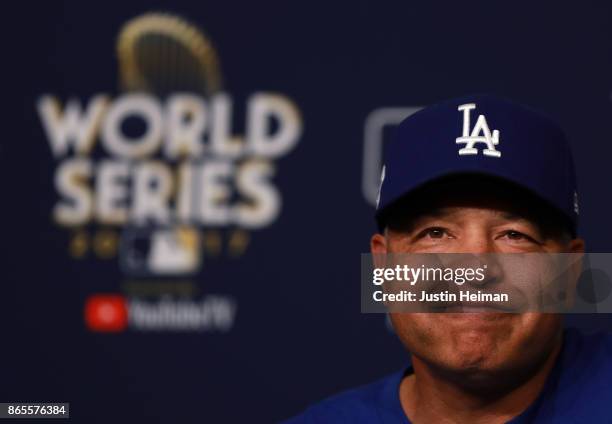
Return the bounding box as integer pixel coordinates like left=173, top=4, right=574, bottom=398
left=421, top=227, right=447, bottom=239
left=505, top=230, right=525, bottom=240
left=502, top=230, right=538, bottom=243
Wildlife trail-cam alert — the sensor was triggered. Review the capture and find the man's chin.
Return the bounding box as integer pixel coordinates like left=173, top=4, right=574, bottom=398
left=432, top=324, right=518, bottom=374
left=427, top=351, right=528, bottom=394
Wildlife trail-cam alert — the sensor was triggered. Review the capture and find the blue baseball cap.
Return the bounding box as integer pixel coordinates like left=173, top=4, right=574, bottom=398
left=375, top=95, right=579, bottom=235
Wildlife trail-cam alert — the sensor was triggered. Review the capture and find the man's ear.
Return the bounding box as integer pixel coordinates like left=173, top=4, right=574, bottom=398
left=564, top=237, right=585, bottom=309
left=371, top=232, right=388, bottom=254
left=568, top=238, right=585, bottom=254
left=371, top=232, right=388, bottom=269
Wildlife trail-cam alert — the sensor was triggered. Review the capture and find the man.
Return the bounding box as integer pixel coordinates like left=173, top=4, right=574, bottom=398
left=285, top=95, right=612, bottom=423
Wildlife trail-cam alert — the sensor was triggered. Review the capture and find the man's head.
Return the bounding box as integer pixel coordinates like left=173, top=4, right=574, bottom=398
left=371, top=95, right=584, bottom=392
left=371, top=176, right=584, bottom=391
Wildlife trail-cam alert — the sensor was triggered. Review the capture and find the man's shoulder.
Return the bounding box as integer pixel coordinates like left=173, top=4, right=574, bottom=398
left=281, top=331, right=612, bottom=423
left=281, top=371, right=405, bottom=424
left=564, top=328, right=612, bottom=370
left=562, top=329, right=612, bottom=374
left=547, top=330, right=612, bottom=421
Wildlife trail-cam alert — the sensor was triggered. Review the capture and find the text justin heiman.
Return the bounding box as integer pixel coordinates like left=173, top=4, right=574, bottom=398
left=373, top=290, right=509, bottom=302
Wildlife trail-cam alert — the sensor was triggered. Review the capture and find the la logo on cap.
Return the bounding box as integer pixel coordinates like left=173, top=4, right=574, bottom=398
left=456, top=103, right=501, bottom=157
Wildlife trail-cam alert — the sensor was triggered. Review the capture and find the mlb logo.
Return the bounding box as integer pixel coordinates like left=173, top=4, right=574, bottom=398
left=119, top=226, right=202, bottom=276
left=84, top=294, right=128, bottom=332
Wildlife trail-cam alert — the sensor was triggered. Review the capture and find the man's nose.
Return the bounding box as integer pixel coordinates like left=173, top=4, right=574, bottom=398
left=454, top=230, right=495, bottom=254
left=451, top=232, right=503, bottom=286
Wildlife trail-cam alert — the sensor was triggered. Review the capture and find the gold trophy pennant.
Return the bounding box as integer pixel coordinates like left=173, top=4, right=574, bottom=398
left=117, top=12, right=222, bottom=96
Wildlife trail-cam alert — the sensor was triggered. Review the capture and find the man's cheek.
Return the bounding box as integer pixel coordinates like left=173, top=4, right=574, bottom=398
left=391, top=315, right=447, bottom=350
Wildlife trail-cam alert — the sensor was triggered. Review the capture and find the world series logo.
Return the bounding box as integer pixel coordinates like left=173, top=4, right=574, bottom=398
left=36, top=12, right=303, bottom=331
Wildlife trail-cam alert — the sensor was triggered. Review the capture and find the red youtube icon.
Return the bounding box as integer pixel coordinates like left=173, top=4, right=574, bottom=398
left=85, top=294, right=128, bottom=332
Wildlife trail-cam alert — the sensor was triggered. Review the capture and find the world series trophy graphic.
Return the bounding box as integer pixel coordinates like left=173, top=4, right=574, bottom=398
left=117, top=13, right=222, bottom=276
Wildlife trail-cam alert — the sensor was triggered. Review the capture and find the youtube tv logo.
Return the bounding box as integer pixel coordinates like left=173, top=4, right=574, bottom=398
left=84, top=295, right=128, bottom=332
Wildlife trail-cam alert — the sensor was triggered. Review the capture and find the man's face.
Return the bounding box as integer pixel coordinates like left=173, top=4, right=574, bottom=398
left=370, top=182, right=584, bottom=389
